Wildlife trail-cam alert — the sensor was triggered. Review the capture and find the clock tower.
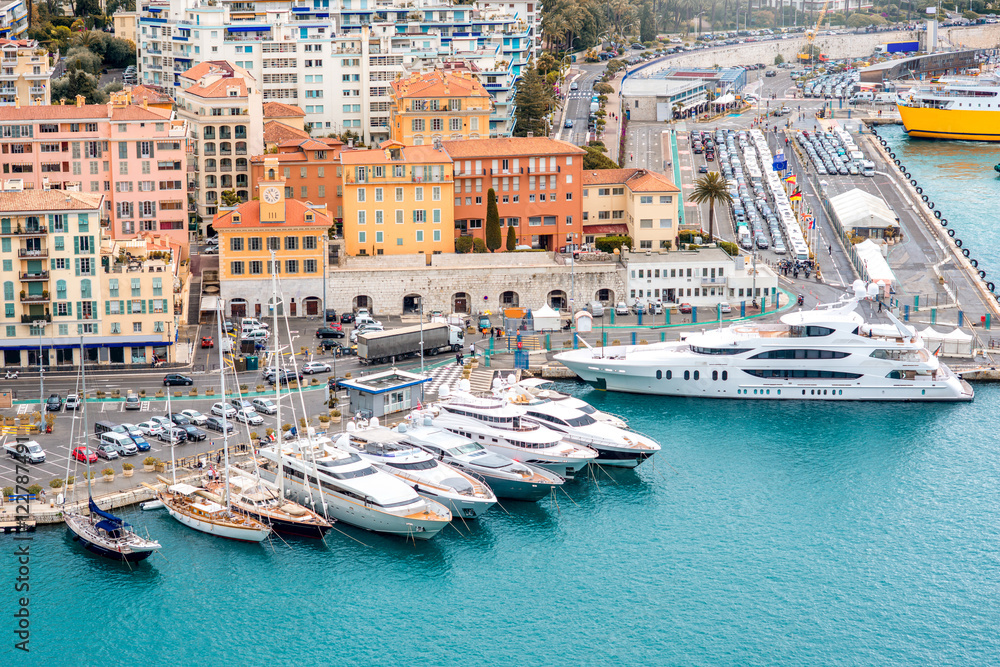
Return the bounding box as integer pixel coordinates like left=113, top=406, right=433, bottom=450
left=259, top=156, right=286, bottom=224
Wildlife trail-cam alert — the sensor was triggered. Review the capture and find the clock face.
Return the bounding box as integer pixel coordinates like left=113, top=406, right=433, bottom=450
left=263, top=187, right=281, bottom=204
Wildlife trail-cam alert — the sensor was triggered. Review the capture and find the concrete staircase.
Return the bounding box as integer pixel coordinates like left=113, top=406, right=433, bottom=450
left=468, top=368, right=496, bottom=393
left=187, top=278, right=202, bottom=324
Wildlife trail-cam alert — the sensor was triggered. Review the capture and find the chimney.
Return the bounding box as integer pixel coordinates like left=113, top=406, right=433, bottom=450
left=526, top=131, right=533, bottom=138
left=14, top=95, right=19, bottom=109
left=142, top=98, right=148, bottom=109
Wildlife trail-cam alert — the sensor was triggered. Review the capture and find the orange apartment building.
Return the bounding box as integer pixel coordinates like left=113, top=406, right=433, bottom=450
left=250, top=137, right=346, bottom=224
left=390, top=71, right=493, bottom=146
left=443, top=137, right=585, bottom=252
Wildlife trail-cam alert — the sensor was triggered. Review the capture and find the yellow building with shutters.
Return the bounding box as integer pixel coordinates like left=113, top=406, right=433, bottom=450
left=213, top=158, right=332, bottom=319
left=340, top=141, right=454, bottom=257
left=390, top=70, right=493, bottom=146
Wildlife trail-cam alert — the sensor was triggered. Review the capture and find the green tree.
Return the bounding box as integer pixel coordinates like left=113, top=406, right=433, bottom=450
left=639, top=3, right=656, bottom=43
left=105, top=37, right=138, bottom=68
left=73, top=0, right=102, bottom=17
left=455, top=236, right=474, bottom=253
left=688, top=171, right=732, bottom=244
left=221, top=190, right=241, bottom=207
left=593, top=82, right=614, bottom=95
left=774, top=54, right=784, bottom=65
left=64, top=46, right=103, bottom=75
left=506, top=224, right=517, bottom=252
left=51, top=70, right=103, bottom=104
left=583, top=146, right=619, bottom=170
left=485, top=188, right=501, bottom=252
left=595, top=235, right=632, bottom=253
left=847, top=13, right=874, bottom=27
left=513, top=63, right=554, bottom=138
left=473, top=238, right=488, bottom=253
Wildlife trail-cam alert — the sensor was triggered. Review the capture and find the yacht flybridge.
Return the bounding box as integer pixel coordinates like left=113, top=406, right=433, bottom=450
left=555, top=282, right=974, bottom=402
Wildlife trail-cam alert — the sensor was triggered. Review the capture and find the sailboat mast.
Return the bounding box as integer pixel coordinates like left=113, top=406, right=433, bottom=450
left=167, top=348, right=176, bottom=486
left=269, top=251, right=283, bottom=500
left=79, top=338, right=93, bottom=498
left=216, top=303, right=231, bottom=510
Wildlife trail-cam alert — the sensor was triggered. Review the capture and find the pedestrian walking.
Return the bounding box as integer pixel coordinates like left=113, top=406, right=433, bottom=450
left=828, top=245, right=832, bottom=256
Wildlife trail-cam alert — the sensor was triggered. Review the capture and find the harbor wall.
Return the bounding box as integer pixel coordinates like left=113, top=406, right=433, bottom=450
left=326, top=258, right=626, bottom=316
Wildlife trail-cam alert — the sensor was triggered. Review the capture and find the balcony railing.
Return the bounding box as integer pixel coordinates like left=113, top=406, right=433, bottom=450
left=20, top=314, right=50, bottom=323
left=18, top=248, right=47, bottom=258
left=19, top=271, right=48, bottom=281
left=29, top=87, right=44, bottom=95
left=20, top=293, right=50, bottom=303
left=1, top=225, right=47, bottom=236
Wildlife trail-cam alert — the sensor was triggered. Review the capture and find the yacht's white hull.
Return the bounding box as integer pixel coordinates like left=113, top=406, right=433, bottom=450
left=164, top=504, right=271, bottom=542
left=411, top=486, right=495, bottom=520
left=262, top=472, right=449, bottom=540
left=556, top=350, right=974, bottom=402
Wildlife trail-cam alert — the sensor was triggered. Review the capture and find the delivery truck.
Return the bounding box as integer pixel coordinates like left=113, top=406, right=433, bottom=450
left=875, top=41, right=919, bottom=54
left=5, top=439, right=46, bottom=464
left=357, top=323, right=465, bottom=365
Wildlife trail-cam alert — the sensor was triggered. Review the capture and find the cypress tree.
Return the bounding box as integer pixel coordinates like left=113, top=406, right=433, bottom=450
left=506, top=224, right=516, bottom=252
left=485, top=188, right=501, bottom=252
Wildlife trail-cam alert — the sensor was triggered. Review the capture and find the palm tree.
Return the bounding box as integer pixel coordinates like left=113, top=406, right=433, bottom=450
left=689, top=171, right=732, bottom=243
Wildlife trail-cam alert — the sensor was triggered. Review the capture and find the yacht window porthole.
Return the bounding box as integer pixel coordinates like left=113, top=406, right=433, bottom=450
left=684, top=371, right=690, bottom=380
left=722, top=371, right=728, bottom=380
left=693, top=371, right=700, bottom=380
left=802, top=390, right=806, bottom=395
left=656, top=370, right=662, bottom=379
left=839, top=390, right=842, bottom=395
left=667, top=370, right=672, bottom=379
left=777, top=390, right=781, bottom=395
left=712, top=371, right=718, bottom=381
left=766, top=390, right=770, bottom=395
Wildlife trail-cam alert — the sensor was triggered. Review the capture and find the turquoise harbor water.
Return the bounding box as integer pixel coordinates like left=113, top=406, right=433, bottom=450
left=6, top=382, right=1000, bottom=665
left=878, top=125, right=1000, bottom=282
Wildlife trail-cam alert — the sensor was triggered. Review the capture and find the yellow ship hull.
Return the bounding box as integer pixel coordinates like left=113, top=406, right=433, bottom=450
left=897, top=103, right=1000, bottom=141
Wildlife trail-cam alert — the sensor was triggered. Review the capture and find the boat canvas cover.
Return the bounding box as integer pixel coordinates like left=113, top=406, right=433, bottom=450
left=168, top=483, right=203, bottom=495
left=90, top=498, right=130, bottom=533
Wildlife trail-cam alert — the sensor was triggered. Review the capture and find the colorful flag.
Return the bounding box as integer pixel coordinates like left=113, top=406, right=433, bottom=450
left=785, top=174, right=797, bottom=184
left=790, top=189, right=802, bottom=201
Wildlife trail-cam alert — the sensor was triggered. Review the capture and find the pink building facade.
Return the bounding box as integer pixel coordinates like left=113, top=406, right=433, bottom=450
left=0, top=94, right=190, bottom=254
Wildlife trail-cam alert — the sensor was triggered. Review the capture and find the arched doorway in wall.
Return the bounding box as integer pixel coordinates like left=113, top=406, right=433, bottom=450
left=547, top=290, right=567, bottom=310
left=353, top=295, right=373, bottom=313
left=500, top=291, right=519, bottom=307
left=452, top=292, right=470, bottom=314
left=230, top=298, right=247, bottom=318
left=303, top=297, right=321, bottom=316
left=403, top=294, right=422, bottom=314
left=596, top=288, right=615, bottom=305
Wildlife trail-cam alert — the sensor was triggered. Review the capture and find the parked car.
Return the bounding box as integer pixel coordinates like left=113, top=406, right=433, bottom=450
left=136, top=421, right=164, bottom=437
left=211, top=402, right=237, bottom=418
left=223, top=319, right=235, bottom=334
left=168, top=413, right=191, bottom=426
left=65, top=393, right=81, bottom=411
left=236, top=409, right=264, bottom=425
left=315, top=327, right=345, bottom=339
left=163, top=374, right=193, bottom=386
left=129, top=436, right=151, bottom=452
left=564, top=119, right=574, bottom=128
left=124, top=394, right=141, bottom=410
left=302, top=361, right=331, bottom=374
left=351, top=323, right=385, bottom=342
left=230, top=399, right=255, bottom=413
left=201, top=336, right=214, bottom=348
left=615, top=302, right=630, bottom=316
left=678, top=303, right=694, bottom=314
left=158, top=427, right=187, bottom=444
left=719, top=302, right=733, bottom=314
left=113, top=424, right=143, bottom=439
left=251, top=398, right=277, bottom=415
left=325, top=308, right=338, bottom=322
left=72, top=446, right=98, bottom=463
left=570, top=81, right=579, bottom=90
left=179, top=409, right=207, bottom=425
left=95, top=443, right=120, bottom=460
left=205, top=416, right=235, bottom=433
left=181, top=425, right=208, bottom=442
left=149, top=416, right=173, bottom=430
left=46, top=394, right=62, bottom=411
left=340, top=311, right=356, bottom=324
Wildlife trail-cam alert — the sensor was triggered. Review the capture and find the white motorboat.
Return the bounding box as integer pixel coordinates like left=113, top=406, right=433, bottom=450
left=433, top=386, right=597, bottom=479
left=513, top=378, right=628, bottom=428
left=502, top=384, right=660, bottom=468
left=333, top=422, right=497, bottom=520
left=400, top=413, right=565, bottom=502
left=555, top=282, right=975, bottom=402
left=257, top=436, right=453, bottom=540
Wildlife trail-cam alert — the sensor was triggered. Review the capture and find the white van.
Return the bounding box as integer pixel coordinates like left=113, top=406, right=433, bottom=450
left=240, top=318, right=267, bottom=331
left=243, top=329, right=268, bottom=342
left=587, top=301, right=605, bottom=317
left=861, top=160, right=876, bottom=177
left=100, top=432, right=138, bottom=456
left=849, top=91, right=873, bottom=105
left=849, top=150, right=865, bottom=164
left=874, top=92, right=896, bottom=105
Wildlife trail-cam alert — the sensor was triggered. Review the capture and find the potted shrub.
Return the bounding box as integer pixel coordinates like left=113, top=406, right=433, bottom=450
left=155, top=389, right=164, bottom=398
left=112, top=389, right=121, bottom=398
left=154, top=459, right=167, bottom=473
left=255, top=384, right=265, bottom=393
left=298, top=416, right=307, bottom=430
left=173, top=391, right=182, bottom=398
left=288, top=381, right=299, bottom=389
left=50, top=478, right=64, bottom=491
left=122, top=462, right=134, bottom=477
left=311, top=378, right=319, bottom=385
left=86, top=471, right=97, bottom=481
left=44, top=412, right=55, bottom=433
left=239, top=384, right=248, bottom=392
left=206, top=388, right=215, bottom=396
left=1, top=486, right=13, bottom=500
left=189, top=388, right=198, bottom=396
left=330, top=409, right=342, bottom=423
left=318, top=413, right=330, bottom=427
left=265, top=427, right=274, bottom=440
left=281, top=423, right=292, bottom=433
left=27, top=484, right=42, bottom=497
left=102, top=468, right=115, bottom=482
left=143, top=456, right=157, bottom=472
left=96, top=390, right=106, bottom=399
left=139, top=389, right=146, bottom=397
left=65, top=476, right=75, bottom=492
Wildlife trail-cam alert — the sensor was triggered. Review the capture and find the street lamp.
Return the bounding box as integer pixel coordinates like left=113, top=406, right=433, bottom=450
left=33, top=320, right=45, bottom=403
left=417, top=295, right=425, bottom=374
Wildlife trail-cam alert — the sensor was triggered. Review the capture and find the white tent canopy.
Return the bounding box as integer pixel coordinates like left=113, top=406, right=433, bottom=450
left=529, top=305, right=560, bottom=331
left=854, top=239, right=896, bottom=288
left=920, top=326, right=974, bottom=357
left=713, top=93, right=736, bottom=105
left=830, top=188, right=899, bottom=237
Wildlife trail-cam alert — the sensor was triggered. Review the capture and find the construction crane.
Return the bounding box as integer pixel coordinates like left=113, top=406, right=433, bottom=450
left=798, top=0, right=830, bottom=65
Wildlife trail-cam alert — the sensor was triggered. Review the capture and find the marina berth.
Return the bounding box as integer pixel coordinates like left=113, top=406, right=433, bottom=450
left=400, top=414, right=565, bottom=503
left=257, top=436, right=453, bottom=540
left=555, top=282, right=974, bottom=402
left=897, top=76, right=1000, bottom=141
left=333, top=423, right=497, bottom=520
left=206, top=468, right=333, bottom=539
left=432, top=384, right=598, bottom=479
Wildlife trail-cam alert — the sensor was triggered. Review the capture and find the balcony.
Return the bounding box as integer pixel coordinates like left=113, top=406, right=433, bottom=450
left=20, top=313, right=50, bottom=324
left=18, top=248, right=47, bottom=258
left=19, top=270, right=48, bottom=281
left=29, top=86, right=44, bottom=96
left=19, top=292, right=50, bottom=303
left=2, top=225, right=46, bottom=236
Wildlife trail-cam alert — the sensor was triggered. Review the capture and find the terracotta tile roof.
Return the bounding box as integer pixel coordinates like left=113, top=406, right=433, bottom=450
left=443, top=137, right=585, bottom=158
left=391, top=70, right=491, bottom=100
left=277, top=137, right=343, bottom=149
left=129, top=84, right=173, bottom=106
left=340, top=144, right=451, bottom=166
left=111, top=106, right=172, bottom=122
left=0, top=105, right=110, bottom=121
left=212, top=199, right=332, bottom=229
left=184, top=77, right=248, bottom=99
left=582, top=168, right=679, bottom=192
left=0, top=39, right=35, bottom=48
left=263, top=101, right=306, bottom=118
left=0, top=190, right=103, bottom=212
left=180, top=61, right=235, bottom=81
left=263, top=121, right=309, bottom=145
left=249, top=151, right=306, bottom=164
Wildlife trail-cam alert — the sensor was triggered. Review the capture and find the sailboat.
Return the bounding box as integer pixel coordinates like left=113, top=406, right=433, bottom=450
left=157, top=307, right=272, bottom=543
left=64, top=340, right=162, bottom=562
left=207, top=466, right=332, bottom=538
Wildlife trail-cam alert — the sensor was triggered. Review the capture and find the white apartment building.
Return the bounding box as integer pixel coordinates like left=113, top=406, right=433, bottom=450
left=625, top=248, right=779, bottom=309
left=137, top=0, right=535, bottom=141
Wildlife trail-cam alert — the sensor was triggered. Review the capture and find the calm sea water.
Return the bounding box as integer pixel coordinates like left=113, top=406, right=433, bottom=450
left=878, top=125, right=1000, bottom=282
left=6, top=382, right=1000, bottom=665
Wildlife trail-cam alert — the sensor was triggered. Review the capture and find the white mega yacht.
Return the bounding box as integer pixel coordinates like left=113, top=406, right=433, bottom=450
left=555, top=283, right=974, bottom=402
left=333, top=423, right=497, bottom=520
left=257, top=435, right=453, bottom=540
left=501, top=383, right=661, bottom=467
left=513, top=378, right=629, bottom=428
left=433, top=385, right=597, bottom=479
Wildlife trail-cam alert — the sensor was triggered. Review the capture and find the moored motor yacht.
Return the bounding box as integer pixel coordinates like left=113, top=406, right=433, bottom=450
left=400, top=413, right=565, bottom=502
left=257, top=435, right=452, bottom=540
left=433, top=385, right=598, bottom=479
left=333, top=422, right=497, bottom=520
left=512, top=378, right=628, bottom=428
left=555, top=282, right=975, bottom=402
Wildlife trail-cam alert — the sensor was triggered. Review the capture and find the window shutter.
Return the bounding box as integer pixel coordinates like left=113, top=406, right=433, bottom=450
left=149, top=142, right=154, bottom=159
left=135, top=141, right=140, bottom=159
left=67, top=302, right=72, bottom=316
left=50, top=259, right=55, bottom=270
left=142, top=300, right=147, bottom=314
left=89, top=236, right=95, bottom=254
left=74, top=258, right=80, bottom=276
left=105, top=301, right=110, bottom=315
left=73, top=236, right=79, bottom=254
left=119, top=300, right=124, bottom=314
left=91, top=301, right=96, bottom=315
left=76, top=301, right=81, bottom=317
left=127, top=301, right=132, bottom=314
